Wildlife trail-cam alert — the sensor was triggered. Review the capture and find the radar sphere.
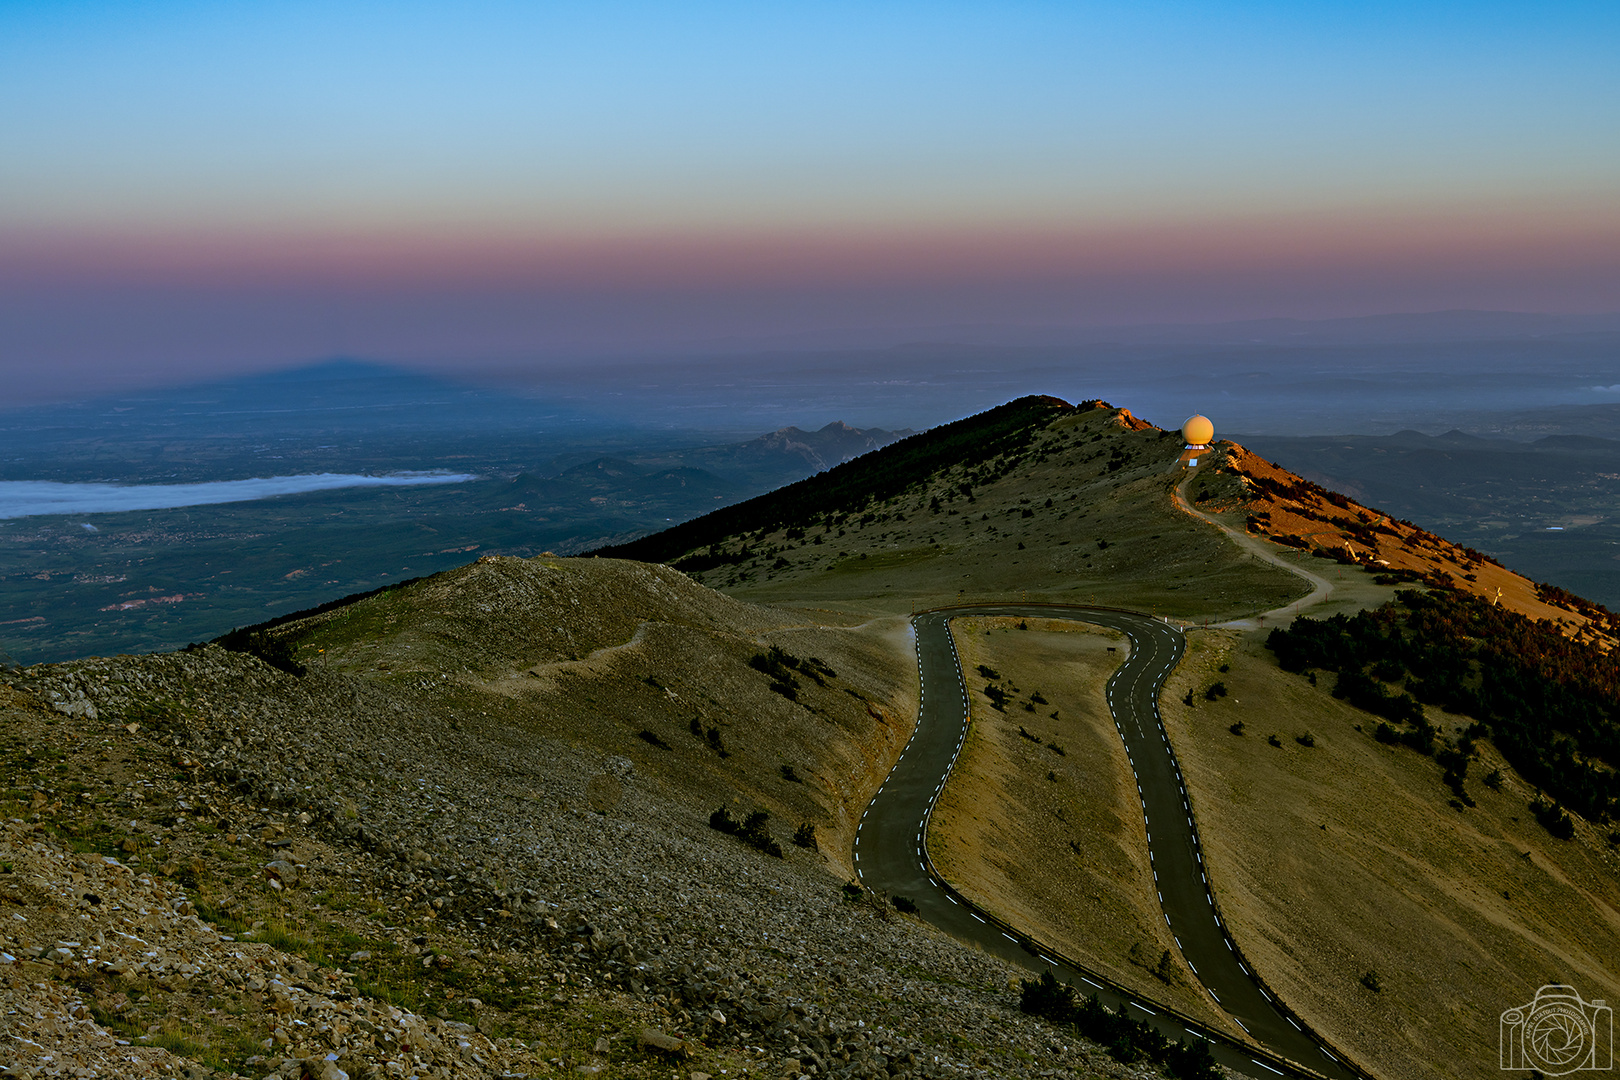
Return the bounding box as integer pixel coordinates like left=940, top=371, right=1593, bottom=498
left=1181, top=415, right=1214, bottom=445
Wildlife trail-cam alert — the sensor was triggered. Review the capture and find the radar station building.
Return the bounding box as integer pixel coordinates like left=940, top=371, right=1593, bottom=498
left=1180, top=415, right=1214, bottom=468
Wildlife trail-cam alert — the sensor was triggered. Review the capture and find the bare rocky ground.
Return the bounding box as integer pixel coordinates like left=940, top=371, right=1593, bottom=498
left=0, top=558, right=1175, bottom=1080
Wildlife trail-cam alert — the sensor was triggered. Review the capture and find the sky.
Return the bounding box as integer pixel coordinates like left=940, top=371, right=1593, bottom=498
left=3, top=1, right=1619, bottom=402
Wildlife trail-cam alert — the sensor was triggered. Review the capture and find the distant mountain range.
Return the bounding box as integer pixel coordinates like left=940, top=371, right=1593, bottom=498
left=679, top=308, right=1620, bottom=353
left=614, top=421, right=917, bottom=490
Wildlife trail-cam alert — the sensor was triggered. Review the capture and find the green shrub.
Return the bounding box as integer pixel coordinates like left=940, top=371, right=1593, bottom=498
left=1017, top=973, right=1218, bottom=1080
left=709, top=806, right=784, bottom=857
left=215, top=628, right=306, bottom=677
left=1530, top=798, right=1576, bottom=840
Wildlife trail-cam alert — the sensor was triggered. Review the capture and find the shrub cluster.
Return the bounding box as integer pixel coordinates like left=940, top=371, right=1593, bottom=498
left=1018, top=972, right=1219, bottom=1078
left=708, top=807, right=784, bottom=858
left=690, top=717, right=730, bottom=757
left=1267, top=590, right=1620, bottom=830
left=748, top=646, right=837, bottom=701
left=1531, top=798, right=1576, bottom=840
left=215, top=628, right=306, bottom=677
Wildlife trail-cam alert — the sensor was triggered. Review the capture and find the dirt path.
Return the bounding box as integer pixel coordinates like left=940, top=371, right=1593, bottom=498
left=1173, top=474, right=1333, bottom=628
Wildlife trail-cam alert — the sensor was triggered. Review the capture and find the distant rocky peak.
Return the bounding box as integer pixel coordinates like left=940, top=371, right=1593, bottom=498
left=743, top=421, right=915, bottom=472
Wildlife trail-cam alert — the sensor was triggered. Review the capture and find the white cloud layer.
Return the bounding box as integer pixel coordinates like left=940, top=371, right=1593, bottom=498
left=0, top=473, right=478, bottom=520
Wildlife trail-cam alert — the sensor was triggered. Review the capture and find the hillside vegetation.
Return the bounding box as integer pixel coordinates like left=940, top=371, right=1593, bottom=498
left=601, top=397, right=1312, bottom=620
left=1267, top=589, right=1620, bottom=831
left=1160, top=627, right=1620, bottom=1080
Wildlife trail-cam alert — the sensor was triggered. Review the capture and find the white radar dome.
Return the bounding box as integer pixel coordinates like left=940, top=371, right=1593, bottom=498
left=1181, top=415, right=1214, bottom=446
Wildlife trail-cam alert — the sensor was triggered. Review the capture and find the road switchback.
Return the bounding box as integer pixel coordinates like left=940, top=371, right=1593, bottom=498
left=853, top=604, right=1366, bottom=1080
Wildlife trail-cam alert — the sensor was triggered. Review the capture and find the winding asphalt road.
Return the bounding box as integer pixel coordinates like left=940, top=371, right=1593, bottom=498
left=853, top=604, right=1367, bottom=1080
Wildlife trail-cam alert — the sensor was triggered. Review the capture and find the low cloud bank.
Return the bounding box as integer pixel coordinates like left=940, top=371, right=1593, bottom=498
left=0, top=473, right=479, bottom=520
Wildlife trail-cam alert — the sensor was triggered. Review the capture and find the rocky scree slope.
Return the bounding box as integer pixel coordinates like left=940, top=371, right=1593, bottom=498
left=3, top=558, right=1161, bottom=1080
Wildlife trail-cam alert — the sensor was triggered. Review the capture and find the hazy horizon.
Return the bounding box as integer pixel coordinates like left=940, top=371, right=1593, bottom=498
left=5, top=3, right=1619, bottom=402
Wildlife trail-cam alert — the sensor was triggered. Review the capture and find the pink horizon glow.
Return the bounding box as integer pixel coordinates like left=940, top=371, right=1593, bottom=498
left=6, top=197, right=1619, bottom=294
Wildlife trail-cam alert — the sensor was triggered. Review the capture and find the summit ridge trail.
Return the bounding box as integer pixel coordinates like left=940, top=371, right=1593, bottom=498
left=853, top=603, right=1368, bottom=1080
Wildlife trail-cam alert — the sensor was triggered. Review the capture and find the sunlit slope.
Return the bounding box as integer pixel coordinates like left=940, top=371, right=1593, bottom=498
left=597, top=397, right=1309, bottom=618
left=1191, top=443, right=1618, bottom=647
left=1162, top=628, right=1620, bottom=1080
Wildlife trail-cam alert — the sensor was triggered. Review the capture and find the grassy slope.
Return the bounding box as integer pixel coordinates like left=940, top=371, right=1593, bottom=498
left=1161, top=628, right=1620, bottom=1080
left=594, top=397, right=1073, bottom=566
left=621, top=400, right=1310, bottom=620
left=927, top=616, right=1235, bottom=1036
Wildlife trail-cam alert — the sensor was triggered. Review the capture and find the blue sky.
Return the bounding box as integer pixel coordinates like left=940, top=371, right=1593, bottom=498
left=2, top=1, right=1617, bottom=398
